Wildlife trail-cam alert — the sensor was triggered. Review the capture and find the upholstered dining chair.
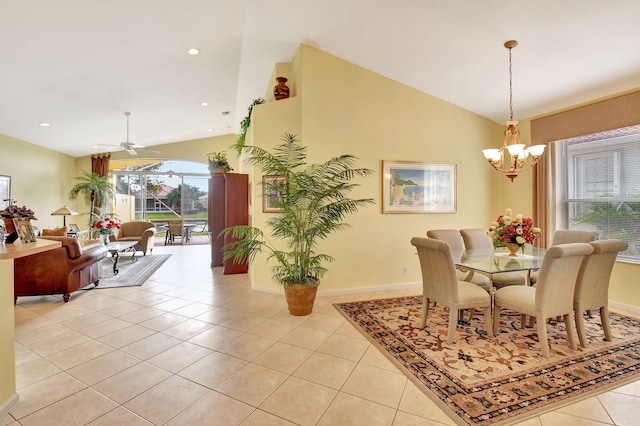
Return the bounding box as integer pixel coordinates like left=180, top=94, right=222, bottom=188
left=165, top=219, right=184, bottom=244
left=426, top=229, right=490, bottom=291
left=459, top=228, right=526, bottom=288
left=411, top=237, right=493, bottom=344
left=574, top=239, right=628, bottom=347
left=529, top=229, right=597, bottom=285
left=493, top=243, right=594, bottom=358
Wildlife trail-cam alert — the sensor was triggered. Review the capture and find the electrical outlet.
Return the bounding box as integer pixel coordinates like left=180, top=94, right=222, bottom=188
left=403, top=266, right=408, bottom=274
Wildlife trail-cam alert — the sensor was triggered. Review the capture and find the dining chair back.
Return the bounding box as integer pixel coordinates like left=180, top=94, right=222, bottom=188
left=574, top=239, right=628, bottom=347
left=166, top=219, right=184, bottom=244
left=529, top=229, right=597, bottom=284
left=493, top=242, right=594, bottom=358
left=459, top=228, right=526, bottom=288
left=427, top=229, right=490, bottom=290
left=411, top=237, right=493, bottom=344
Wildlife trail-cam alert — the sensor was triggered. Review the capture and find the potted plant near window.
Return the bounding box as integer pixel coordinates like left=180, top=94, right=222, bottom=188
left=68, top=171, right=116, bottom=237
left=220, top=133, right=374, bottom=315
left=207, top=151, right=233, bottom=173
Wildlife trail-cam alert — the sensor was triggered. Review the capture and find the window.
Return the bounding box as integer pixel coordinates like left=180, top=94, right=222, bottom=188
left=561, top=131, right=640, bottom=262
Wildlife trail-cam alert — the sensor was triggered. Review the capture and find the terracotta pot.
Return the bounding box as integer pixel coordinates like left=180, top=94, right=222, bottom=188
left=283, top=279, right=319, bottom=316
left=505, top=242, right=522, bottom=257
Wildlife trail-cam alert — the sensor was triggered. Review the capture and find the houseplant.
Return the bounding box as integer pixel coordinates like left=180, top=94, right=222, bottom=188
left=68, top=171, right=116, bottom=237
left=220, top=133, right=374, bottom=315
left=91, top=216, right=121, bottom=244
left=234, top=97, right=265, bottom=155
left=1, top=202, right=37, bottom=243
left=488, top=208, right=541, bottom=256
left=207, top=151, right=233, bottom=173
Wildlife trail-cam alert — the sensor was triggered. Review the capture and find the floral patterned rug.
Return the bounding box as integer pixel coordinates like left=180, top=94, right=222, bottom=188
left=333, top=296, right=640, bottom=426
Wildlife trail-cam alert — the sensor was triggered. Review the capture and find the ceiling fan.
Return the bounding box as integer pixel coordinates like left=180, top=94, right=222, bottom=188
left=93, top=112, right=160, bottom=155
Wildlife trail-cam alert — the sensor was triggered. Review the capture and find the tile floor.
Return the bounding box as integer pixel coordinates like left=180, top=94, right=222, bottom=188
left=3, top=244, right=640, bottom=425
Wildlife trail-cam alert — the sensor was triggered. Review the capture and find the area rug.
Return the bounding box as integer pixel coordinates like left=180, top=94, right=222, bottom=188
left=92, top=254, right=171, bottom=289
left=333, top=296, right=640, bottom=426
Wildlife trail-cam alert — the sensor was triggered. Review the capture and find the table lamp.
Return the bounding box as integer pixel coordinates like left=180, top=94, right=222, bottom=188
left=50, top=205, right=78, bottom=227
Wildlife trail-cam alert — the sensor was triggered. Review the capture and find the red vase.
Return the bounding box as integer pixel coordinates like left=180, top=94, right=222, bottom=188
left=274, top=76, right=290, bottom=100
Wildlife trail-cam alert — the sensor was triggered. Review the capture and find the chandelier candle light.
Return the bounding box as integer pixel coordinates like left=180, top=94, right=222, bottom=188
left=482, top=40, right=546, bottom=182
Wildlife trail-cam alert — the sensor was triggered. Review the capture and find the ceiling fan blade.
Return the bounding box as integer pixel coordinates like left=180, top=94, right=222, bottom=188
left=137, top=147, right=161, bottom=154
left=126, top=148, right=138, bottom=155
left=131, top=143, right=146, bottom=148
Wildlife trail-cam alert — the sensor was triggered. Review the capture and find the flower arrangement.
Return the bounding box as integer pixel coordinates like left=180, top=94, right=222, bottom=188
left=0, top=202, right=37, bottom=219
left=91, top=217, right=120, bottom=235
left=488, top=208, right=541, bottom=251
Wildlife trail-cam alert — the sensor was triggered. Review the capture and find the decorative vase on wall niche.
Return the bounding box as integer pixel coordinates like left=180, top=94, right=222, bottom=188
left=273, top=76, right=290, bottom=100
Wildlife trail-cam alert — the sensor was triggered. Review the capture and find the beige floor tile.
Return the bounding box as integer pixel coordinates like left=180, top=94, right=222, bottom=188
left=95, top=300, right=146, bottom=317
left=146, top=341, right=212, bottom=373
left=15, top=357, right=61, bottom=389
left=97, top=324, right=156, bottom=348
left=397, top=382, right=455, bottom=425
left=316, top=333, right=370, bottom=361
left=240, top=409, right=298, bottom=426
left=248, top=318, right=297, bottom=340
left=87, top=406, right=153, bottom=425
left=67, top=350, right=140, bottom=386
left=301, top=312, right=346, bottom=332
left=187, top=325, right=244, bottom=350
left=14, top=343, right=42, bottom=367
left=170, top=302, right=213, bottom=318
left=77, top=317, right=135, bottom=339
left=161, top=317, right=213, bottom=340
left=252, top=341, right=314, bottom=374
left=219, top=313, right=268, bottom=332
left=44, top=340, right=113, bottom=370
left=318, top=392, right=396, bottom=426
left=18, top=388, right=117, bottom=426
left=194, top=306, right=240, bottom=325
left=293, top=352, right=357, bottom=389
left=333, top=320, right=368, bottom=340
left=342, top=364, right=407, bottom=408
left=138, top=311, right=189, bottom=331
left=611, top=379, right=640, bottom=397
left=165, top=390, right=254, bottom=426
left=537, top=411, right=611, bottom=425
left=259, top=376, right=338, bottom=426
left=216, top=363, right=288, bottom=407
left=1, top=414, right=17, bottom=426
left=92, top=362, right=172, bottom=404
left=280, top=325, right=331, bottom=350
left=178, top=351, right=247, bottom=388
left=57, top=311, right=112, bottom=331
left=15, top=323, right=75, bottom=348
left=214, top=332, right=275, bottom=361
left=151, top=297, right=195, bottom=312
left=124, top=375, right=209, bottom=425
left=511, top=417, right=542, bottom=426
left=359, top=344, right=399, bottom=372
left=556, top=396, right=612, bottom=424
left=117, top=306, right=166, bottom=324
left=597, top=391, right=640, bottom=425
left=9, top=372, right=87, bottom=419
left=393, top=410, right=454, bottom=426
left=119, top=332, right=182, bottom=359
left=26, top=329, right=93, bottom=357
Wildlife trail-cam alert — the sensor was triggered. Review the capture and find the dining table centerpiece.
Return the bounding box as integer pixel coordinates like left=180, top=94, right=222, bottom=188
left=1, top=202, right=37, bottom=243
left=488, top=208, right=541, bottom=256
left=91, top=217, right=121, bottom=244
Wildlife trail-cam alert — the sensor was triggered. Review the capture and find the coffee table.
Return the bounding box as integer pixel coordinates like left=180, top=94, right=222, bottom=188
left=105, top=241, right=138, bottom=274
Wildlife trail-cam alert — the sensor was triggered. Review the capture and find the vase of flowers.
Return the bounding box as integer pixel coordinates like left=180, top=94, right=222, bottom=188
left=488, top=208, right=541, bottom=256
left=1, top=202, right=37, bottom=244
left=91, top=217, right=120, bottom=244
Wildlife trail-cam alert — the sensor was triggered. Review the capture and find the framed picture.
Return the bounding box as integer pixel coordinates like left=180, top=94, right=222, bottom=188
left=68, top=223, right=80, bottom=232
left=14, top=217, right=37, bottom=243
left=382, top=161, right=456, bottom=213
left=0, top=175, right=10, bottom=210
left=262, top=175, right=286, bottom=213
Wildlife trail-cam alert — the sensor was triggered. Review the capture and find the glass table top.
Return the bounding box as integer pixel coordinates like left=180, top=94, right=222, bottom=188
left=452, top=247, right=546, bottom=274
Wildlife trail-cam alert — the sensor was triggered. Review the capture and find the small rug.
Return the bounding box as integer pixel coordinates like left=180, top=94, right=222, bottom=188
left=333, top=296, right=640, bottom=426
left=92, top=254, right=171, bottom=289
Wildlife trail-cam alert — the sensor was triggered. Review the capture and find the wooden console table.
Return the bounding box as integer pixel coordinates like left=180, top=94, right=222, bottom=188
left=0, top=239, right=61, bottom=418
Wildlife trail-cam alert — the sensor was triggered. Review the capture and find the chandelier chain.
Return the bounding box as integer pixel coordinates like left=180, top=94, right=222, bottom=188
left=508, top=45, right=513, bottom=121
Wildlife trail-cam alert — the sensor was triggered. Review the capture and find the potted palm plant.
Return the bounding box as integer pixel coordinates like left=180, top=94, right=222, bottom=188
left=207, top=151, right=234, bottom=173
left=220, top=133, right=374, bottom=315
left=68, top=171, right=116, bottom=237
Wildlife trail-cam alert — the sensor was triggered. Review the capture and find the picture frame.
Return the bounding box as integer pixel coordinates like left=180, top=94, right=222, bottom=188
left=0, top=175, right=10, bottom=210
left=14, top=217, right=37, bottom=243
left=68, top=223, right=80, bottom=232
left=382, top=160, right=456, bottom=214
left=262, top=175, right=286, bottom=213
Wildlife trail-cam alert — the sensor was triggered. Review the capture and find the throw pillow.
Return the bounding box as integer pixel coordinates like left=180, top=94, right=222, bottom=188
left=42, top=227, right=67, bottom=236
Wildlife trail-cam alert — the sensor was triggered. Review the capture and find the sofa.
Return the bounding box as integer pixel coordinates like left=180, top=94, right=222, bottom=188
left=14, top=236, right=108, bottom=303
left=110, top=220, right=157, bottom=255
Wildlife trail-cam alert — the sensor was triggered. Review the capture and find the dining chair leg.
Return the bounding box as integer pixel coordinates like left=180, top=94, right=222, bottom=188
left=420, top=296, right=429, bottom=328
left=536, top=317, right=551, bottom=358
left=564, top=313, right=577, bottom=350
left=483, top=306, right=493, bottom=337
left=446, top=307, right=458, bottom=344
left=492, top=306, right=501, bottom=335
left=575, top=307, right=588, bottom=347
left=600, top=306, right=613, bottom=341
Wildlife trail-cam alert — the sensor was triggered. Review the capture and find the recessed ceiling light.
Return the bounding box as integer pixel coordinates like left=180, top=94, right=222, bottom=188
left=201, top=102, right=209, bottom=107
left=207, top=129, right=213, bottom=132
left=221, top=111, right=230, bottom=116
left=39, top=122, right=51, bottom=127
left=188, top=48, right=200, bottom=55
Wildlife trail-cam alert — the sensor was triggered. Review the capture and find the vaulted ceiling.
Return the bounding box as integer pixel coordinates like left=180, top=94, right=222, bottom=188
left=2, top=0, right=639, bottom=157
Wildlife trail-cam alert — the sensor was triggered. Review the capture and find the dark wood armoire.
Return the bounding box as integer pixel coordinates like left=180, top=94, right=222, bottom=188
left=208, top=173, right=249, bottom=274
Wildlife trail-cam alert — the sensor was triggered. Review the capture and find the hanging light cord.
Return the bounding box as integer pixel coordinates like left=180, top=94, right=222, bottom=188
left=508, top=45, right=514, bottom=121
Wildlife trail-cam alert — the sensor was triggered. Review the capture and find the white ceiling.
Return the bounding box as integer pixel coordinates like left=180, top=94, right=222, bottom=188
left=2, top=0, right=640, bottom=158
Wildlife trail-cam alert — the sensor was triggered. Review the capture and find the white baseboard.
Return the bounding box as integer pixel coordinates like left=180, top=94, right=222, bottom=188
left=0, top=392, right=19, bottom=421
left=609, top=300, right=640, bottom=317
left=251, top=281, right=422, bottom=296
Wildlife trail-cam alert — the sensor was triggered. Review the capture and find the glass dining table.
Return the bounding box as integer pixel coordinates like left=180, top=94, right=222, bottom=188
left=451, top=246, right=546, bottom=293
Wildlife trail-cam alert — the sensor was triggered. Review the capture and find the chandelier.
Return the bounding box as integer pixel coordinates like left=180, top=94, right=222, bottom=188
left=482, top=40, right=546, bottom=182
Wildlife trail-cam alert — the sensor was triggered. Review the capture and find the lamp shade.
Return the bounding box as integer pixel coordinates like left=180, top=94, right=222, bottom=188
left=51, top=206, right=77, bottom=216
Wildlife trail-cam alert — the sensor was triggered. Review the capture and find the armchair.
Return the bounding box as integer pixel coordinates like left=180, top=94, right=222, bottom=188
left=110, top=220, right=156, bottom=255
